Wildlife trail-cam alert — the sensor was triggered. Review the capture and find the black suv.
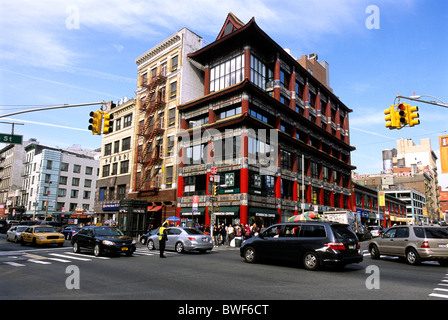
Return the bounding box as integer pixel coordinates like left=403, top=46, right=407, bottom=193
left=240, top=222, right=363, bottom=271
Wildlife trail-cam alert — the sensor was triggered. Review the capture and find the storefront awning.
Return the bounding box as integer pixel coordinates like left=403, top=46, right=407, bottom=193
left=213, top=206, right=239, bottom=216
left=148, top=206, right=163, bottom=212
left=248, top=207, right=278, bottom=218
left=180, top=207, right=205, bottom=216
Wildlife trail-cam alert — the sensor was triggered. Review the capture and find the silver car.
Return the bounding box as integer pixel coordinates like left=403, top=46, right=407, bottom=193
left=368, top=225, right=448, bottom=266
left=147, top=227, right=213, bottom=253
left=6, top=225, right=28, bottom=243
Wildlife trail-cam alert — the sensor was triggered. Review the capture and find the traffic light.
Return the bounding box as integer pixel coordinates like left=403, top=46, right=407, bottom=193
left=213, top=185, right=219, bottom=196
left=407, top=104, right=420, bottom=127
left=102, top=112, right=114, bottom=134
left=384, top=106, right=398, bottom=129
left=88, top=110, right=103, bottom=135
left=397, top=103, right=407, bottom=127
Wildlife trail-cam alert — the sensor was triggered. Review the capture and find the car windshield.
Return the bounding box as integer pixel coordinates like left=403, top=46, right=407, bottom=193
left=94, top=227, right=124, bottom=237
left=424, top=227, right=448, bottom=239
left=184, top=228, right=204, bottom=235
left=17, top=226, right=27, bottom=231
left=35, top=227, right=56, bottom=233
left=331, top=225, right=358, bottom=242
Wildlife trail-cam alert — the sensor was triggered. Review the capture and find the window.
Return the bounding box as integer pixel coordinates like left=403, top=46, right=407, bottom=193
left=122, top=137, right=131, bottom=151
left=84, top=179, right=92, bottom=188
left=165, top=166, right=173, bottom=188
left=104, top=143, right=112, bottom=156
left=170, top=81, right=177, bottom=99
left=115, top=117, right=121, bottom=131
left=61, top=163, right=69, bottom=171
left=120, top=160, right=129, bottom=174
left=210, top=53, right=244, bottom=93
left=83, top=191, right=91, bottom=199
left=168, top=108, right=176, bottom=127
left=171, top=55, right=178, bottom=71
left=251, top=55, right=267, bottom=90
left=111, top=163, right=118, bottom=175
left=114, top=141, right=120, bottom=153
left=300, top=225, right=326, bottom=237
left=72, top=177, right=80, bottom=186
left=70, top=190, right=79, bottom=199
left=167, top=136, right=175, bottom=156
left=117, top=185, right=127, bottom=200
left=217, top=106, right=242, bottom=120
left=59, top=176, right=67, bottom=185
left=185, top=143, right=208, bottom=166
left=58, top=188, right=66, bottom=197
left=123, top=114, right=132, bottom=128
left=73, top=164, right=81, bottom=173
left=102, top=164, right=110, bottom=177
left=161, top=61, right=167, bottom=76
left=280, top=150, right=292, bottom=171
left=46, top=160, right=53, bottom=170
left=85, top=166, right=93, bottom=175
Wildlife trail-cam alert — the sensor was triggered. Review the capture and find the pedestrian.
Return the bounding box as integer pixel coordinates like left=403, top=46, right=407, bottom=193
left=159, top=221, right=168, bottom=258
left=227, top=224, right=235, bottom=244
left=244, top=224, right=251, bottom=239
left=220, top=223, right=227, bottom=245
left=213, top=224, right=219, bottom=247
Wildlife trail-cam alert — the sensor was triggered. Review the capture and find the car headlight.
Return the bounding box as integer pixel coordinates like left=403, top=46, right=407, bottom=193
left=59, top=235, right=65, bottom=239
left=102, top=240, right=115, bottom=246
left=132, top=240, right=136, bottom=245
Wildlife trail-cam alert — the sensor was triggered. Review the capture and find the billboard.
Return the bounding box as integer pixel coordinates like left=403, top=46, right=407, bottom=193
left=440, top=135, right=448, bottom=174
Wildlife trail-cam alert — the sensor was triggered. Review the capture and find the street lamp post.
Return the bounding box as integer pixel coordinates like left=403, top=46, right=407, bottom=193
left=396, top=94, right=448, bottom=108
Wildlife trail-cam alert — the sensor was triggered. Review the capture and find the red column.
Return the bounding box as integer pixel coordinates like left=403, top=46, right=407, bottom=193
left=244, top=45, right=251, bottom=81
left=204, top=65, right=210, bottom=95
left=315, top=91, right=322, bottom=127
left=273, top=54, right=281, bottom=101
left=303, top=82, right=310, bottom=120
left=289, top=68, right=296, bottom=111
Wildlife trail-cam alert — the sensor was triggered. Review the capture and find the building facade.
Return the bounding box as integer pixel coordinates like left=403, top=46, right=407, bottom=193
left=128, top=27, right=204, bottom=230
left=176, top=14, right=356, bottom=227
left=21, top=143, right=99, bottom=223
left=94, top=98, right=136, bottom=226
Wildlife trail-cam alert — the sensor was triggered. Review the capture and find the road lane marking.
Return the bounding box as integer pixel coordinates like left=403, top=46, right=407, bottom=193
left=4, top=262, right=25, bottom=267
left=49, top=253, right=91, bottom=261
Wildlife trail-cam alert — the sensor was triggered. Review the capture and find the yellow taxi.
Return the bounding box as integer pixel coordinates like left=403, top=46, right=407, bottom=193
left=21, top=225, right=65, bottom=247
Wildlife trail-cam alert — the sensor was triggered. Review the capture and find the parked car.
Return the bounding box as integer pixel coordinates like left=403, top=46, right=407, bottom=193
left=6, top=225, right=28, bottom=243
left=368, top=225, right=448, bottom=266
left=140, top=229, right=158, bottom=245
left=20, top=225, right=65, bottom=247
left=368, top=225, right=383, bottom=238
left=71, top=226, right=136, bottom=257
left=61, top=226, right=81, bottom=240
left=240, top=222, right=363, bottom=271
left=147, top=227, right=213, bottom=253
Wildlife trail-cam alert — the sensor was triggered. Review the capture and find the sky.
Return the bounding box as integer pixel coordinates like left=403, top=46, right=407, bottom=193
left=1, top=0, right=447, bottom=186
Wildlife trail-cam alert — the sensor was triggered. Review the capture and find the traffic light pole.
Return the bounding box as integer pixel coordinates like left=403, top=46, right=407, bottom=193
left=0, top=101, right=106, bottom=119
left=396, top=94, right=448, bottom=109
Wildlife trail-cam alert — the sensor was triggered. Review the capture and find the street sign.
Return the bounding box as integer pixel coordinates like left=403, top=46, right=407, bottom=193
left=0, top=133, right=22, bottom=145
left=211, top=166, right=217, bottom=174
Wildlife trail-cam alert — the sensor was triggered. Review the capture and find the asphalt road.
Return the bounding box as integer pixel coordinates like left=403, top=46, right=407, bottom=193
left=1, top=234, right=447, bottom=303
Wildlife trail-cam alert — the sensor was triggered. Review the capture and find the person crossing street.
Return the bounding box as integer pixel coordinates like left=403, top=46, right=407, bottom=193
left=159, top=222, right=168, bottom=258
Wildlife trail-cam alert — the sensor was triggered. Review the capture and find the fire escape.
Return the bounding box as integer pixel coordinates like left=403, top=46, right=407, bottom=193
left=135, top=74, right=166, bottom=192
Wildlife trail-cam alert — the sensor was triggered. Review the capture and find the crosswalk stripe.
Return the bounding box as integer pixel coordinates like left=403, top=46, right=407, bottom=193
left=28, top=259, right=51, bottom=265
left=48, top=258, right=71, bottom=263
left=62, top=252, right=110, bottom=260
left=4, top=262, right=25, bottom=267
left=429, top=293, right=448, bottom=299
left=49, top=253, right=91, bottom=261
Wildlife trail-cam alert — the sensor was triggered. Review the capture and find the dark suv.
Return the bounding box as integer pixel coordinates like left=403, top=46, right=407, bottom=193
left=240, top=222, right=363, bottom=271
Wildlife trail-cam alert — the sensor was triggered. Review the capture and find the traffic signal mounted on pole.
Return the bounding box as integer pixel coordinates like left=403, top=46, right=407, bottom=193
left=384, top=106, right=399, bottom=129
left=102, top=112, right=114, bottom=134
left=88, top=110, right=103, bottom=135
left=213, top=185, right=219, bottom=196
left=406, top=104, right=420, bottom=127
left=397, top=103, right=408, bottom=127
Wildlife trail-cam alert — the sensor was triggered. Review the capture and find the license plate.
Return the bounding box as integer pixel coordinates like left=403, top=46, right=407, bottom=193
left=348, top=245, right=355, bottom=249
left=121, top=247, right=128, bottom=251
left=202, top=238, right=208, bottom=242
left=439, top=244, right=447, bottom=248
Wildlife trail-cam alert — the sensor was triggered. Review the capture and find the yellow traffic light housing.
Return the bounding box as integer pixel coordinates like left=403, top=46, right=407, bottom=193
left=384, top=106, right=398, bottom=129
left=397, top=103, right=407, bottom=127
left=88, top=110, right=103, bottom=135
left=407, top=105, right=420, bottom=127
left=102, top=112, right=114, bottom=134
left=213, top=185, right=218, bottom=196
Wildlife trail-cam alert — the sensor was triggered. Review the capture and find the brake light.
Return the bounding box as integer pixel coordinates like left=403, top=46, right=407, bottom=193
left=326, top=242, right=345, bottom=250
left=421, top=241, right=430, bottom=249
left=187, top=237, right=196, bottom=241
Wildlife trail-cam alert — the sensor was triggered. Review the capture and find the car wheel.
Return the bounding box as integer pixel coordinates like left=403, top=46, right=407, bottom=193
left=94, top=243, right=101, bottom=257
left=175, top=242, right=184, bottom=253
left=406, top=248, right=421, bottom=265
left=243, top=246, right=257, bottom=263
left=73, top=241, right=81, bottom=253
left=147, top=240, right=155, bottom=251
left=303, top=252, right=320, bottom=271
left=370, top=244, right=380, bottom=259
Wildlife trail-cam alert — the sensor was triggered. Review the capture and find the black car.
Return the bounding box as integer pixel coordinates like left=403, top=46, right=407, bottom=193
left=240, top=222, right=363, bottom=271
left=71, top=226, right=136, bottom=257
